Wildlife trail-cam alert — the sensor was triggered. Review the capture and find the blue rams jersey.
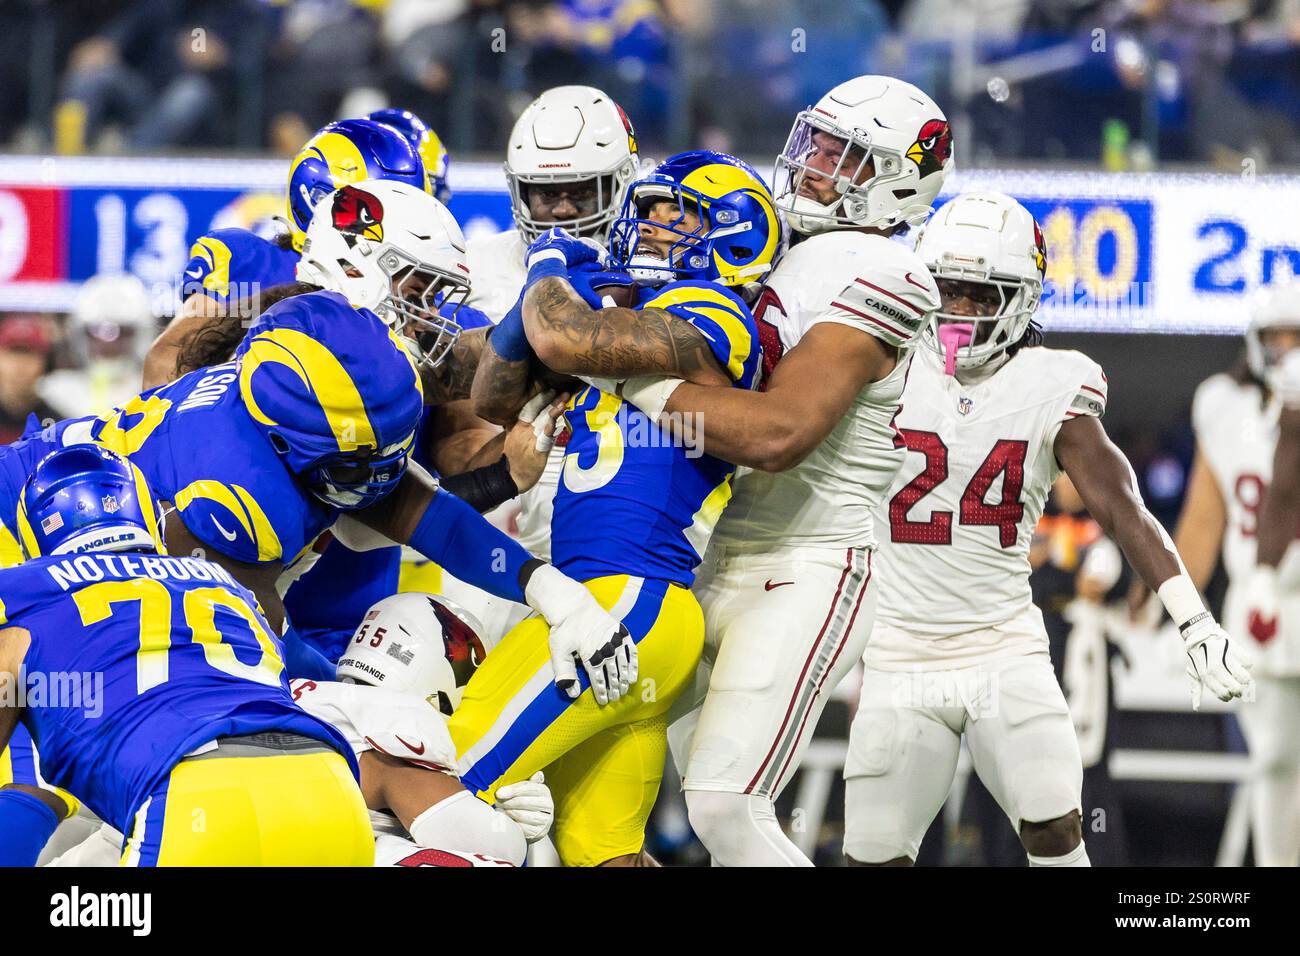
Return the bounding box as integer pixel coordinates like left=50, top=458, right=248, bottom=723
left=0, top=552, right=355, bottom=832
left=181, top=228, right=300, bottom=303
left=0, top=362, right=333, bottom=570
left=550, top=280, right=760, bottom=586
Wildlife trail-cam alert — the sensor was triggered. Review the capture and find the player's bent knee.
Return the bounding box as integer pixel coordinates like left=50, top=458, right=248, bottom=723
left=1020, top=810, right=1082, bottom=857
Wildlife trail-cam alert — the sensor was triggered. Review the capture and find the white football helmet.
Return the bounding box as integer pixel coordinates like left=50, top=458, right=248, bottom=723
left=916, top=191, right=1047, bottom=374
left=505, top=85, right=640, bottom=244
left=71, top=273, right=155, bottom=363
left=336, top=592, right=493, bottom=715
left=295, top=178, right=470, bottom=370
left=1246, top=281, right=1300, bottom=390
left=776, top=75, right=953, bottom=235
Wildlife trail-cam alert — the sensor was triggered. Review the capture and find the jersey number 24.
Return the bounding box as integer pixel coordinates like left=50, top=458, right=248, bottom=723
left=889, top=429, right=1028, bottom=548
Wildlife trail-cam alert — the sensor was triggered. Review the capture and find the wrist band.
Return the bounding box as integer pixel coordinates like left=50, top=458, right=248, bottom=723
left=440, top=455, right=519, bottom=514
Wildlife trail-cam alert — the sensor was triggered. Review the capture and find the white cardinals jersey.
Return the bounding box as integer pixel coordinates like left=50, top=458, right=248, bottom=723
left=465, top=228, right=528, bottom=322
left=1192, top=371, right=1300, bottom=674
left=712, top=232, right=940, bottom=550
left=869, top=345, right=1108, bottom=668
left=289, top=678, right=459, bottom=773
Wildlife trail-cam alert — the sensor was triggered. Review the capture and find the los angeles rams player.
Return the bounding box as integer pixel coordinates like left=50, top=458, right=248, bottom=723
left=0, top=212, right=637, bottom=709
left=369, top=108, right=452, bottom=204
left=843, top=192, right=1251, bottom=867
left=42, top=590, right=554, bottom=867
left=0, top=445, right=372, bottom=866
left=459, top=151, right=776, bottom=866
left=612, top=76, right=948, bottom=865
left=145, top=117, right=429, bottom=390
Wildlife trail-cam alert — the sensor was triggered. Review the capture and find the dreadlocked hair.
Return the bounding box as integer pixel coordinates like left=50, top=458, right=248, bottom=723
left=1006, top=318, right=1044, bottom=359
left=176, top=281, right=321, bottom=375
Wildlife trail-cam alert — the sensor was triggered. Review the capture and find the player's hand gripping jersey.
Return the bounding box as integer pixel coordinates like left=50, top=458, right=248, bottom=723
left=871, top=344, right=1108, bottom=666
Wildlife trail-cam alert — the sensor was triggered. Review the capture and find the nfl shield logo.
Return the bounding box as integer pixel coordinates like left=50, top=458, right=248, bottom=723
left=102, top=495, right=120, bottom=514
left=958, top=396, right=974, bottom=416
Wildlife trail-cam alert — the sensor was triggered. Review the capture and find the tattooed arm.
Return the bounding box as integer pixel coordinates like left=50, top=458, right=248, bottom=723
left=471, top=331, right=535, bottom=426
left=421, top=325, right=491, bottom=407
left=522, top=277, right=730, bottom=386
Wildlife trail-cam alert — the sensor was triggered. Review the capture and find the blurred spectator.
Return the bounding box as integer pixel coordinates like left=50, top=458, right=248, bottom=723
left=55, top=0, right=268, bottom=152
left=263, top=0, right=382, bottom=137
left=0, top=315, right=59, bottom=444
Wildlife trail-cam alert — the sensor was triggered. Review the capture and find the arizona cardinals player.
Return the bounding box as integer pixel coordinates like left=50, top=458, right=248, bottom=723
left=841, top=191, right=1252, bottom=868
left=617, top=75, right=950, bottom=865
left=1205, top=282, right=1300, bottom=866
left=440, top=86, right=642, bottom=642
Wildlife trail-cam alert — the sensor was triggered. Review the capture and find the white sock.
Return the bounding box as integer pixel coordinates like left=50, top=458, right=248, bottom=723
left=1027, top=841, right=1090, bottom=867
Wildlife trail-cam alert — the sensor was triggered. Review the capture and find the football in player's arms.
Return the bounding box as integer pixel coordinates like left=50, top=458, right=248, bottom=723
left=460, top=150, right=779, bottom=867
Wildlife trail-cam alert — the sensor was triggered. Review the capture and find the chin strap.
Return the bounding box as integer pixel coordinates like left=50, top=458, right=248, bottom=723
left=937, top=322, right=974, bottom=376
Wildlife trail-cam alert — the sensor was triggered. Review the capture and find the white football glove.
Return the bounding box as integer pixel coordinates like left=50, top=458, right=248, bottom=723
left=494, top=772, right=553, bottom=844
left=517, top=389, right=561, bottom=454
left=524, top=563, right=638, bottom=705
left=1181, top=614, right=1254, bottom=710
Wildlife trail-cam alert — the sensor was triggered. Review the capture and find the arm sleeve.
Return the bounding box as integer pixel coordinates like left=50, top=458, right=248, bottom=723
left=408, top=791, right=528, bottom=867
left=407, top=488, right=533, bottom=603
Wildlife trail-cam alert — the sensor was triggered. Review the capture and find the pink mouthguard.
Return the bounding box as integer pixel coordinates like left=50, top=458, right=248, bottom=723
left=937, top=323, right=974, bottom=376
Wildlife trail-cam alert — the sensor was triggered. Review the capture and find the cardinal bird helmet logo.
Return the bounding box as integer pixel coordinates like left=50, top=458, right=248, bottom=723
left=331, top=184, right=385, bottom=244
left=1032, top=217, right=1048, bottom=277
left=906, top=119, right=953, bottom=178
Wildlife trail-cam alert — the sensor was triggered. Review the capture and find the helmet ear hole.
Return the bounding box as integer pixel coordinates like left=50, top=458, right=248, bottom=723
left=268, top=432, right=291, bottom=456
left=434, top=691, right=454, bottom=716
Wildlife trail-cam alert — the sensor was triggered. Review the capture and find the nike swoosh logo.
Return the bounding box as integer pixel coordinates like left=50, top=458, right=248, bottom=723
left=904, top=272, right=928, bottom=291
left=764, top=580, right=794, bottom=591
left=395, top=735, right=426, bottom=756
left=185, top=267, right=204, bottom=279
left=211, top=516, right=239, bottom=542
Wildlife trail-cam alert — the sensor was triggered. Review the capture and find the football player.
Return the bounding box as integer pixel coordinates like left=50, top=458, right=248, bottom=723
left=1192, top=282, right=1300, bottom=866
left=145, top=117, right=430, bottom=390
left=40, top=273, right=158, bottom=420
left=0, top=192, right=636, bottom=709
left=0, top=445, right=372, bottom=866
left=294, top=593, right=553, bottom=867
left=458, top=151, right=777, bottom=866
left=37, top=591, right=554, bottom=868
left=841, top=192, right=1252, bottom=867
left=614, top=76, right=948, bottom=865
left=434, top=84, right=643, bottom=659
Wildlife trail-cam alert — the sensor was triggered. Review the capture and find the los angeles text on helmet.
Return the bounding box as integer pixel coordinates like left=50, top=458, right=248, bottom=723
left=42, top=553, right=237, bottom=593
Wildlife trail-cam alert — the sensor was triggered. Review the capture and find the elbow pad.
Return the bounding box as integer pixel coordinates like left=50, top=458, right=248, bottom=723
left=408, top=790, right=527, bottom=867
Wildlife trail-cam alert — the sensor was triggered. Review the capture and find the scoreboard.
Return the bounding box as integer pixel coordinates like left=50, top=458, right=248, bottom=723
left=0, top=155, right=1291, bottom=335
